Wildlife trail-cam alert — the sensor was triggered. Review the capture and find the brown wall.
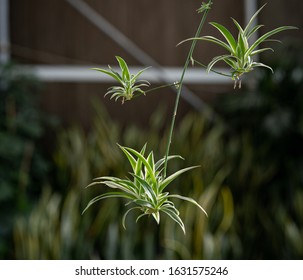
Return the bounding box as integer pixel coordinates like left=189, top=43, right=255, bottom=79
left=10, top=0, right=244, bottom=65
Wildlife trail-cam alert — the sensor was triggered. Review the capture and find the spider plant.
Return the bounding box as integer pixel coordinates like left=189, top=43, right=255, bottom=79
left=84, top=2, right=212, bottom=234
left=83, top=144, right=207, bottom=234
left=92, top=56, right=150, bottom=104
left=84, top=1, right=295, bottom=234
left=179, top=4, right=297, bottom=88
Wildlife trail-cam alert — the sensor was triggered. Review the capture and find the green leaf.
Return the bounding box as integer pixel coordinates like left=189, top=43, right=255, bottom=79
left=206, top=54, right=233, bottom=73
left=135, top=212, right=149, bottom=224
left=131, top=174, right=157, bottom=205
left=210, top=22, right=237, bottom=53
left=122, top=146, right=157, bottom=186
left=223, top=57, right=237, bottom=69
left=156, top=192, right=171, bottom=207
left=247, top=24, right=264, bottom=39
left=161, top=206, right=185, bottom=234
left=159, top=165, right=200, bottom=192
left=133, top=199, right=154, bottom=208
left=243, top=3, right=267, bottom=36
left=134, top=155, right=143, bottom=181
left=130, top=67, right=151, bottom=84
left=237, top=31, right=248, bottom=59
left=122, top=207, right=140, bottom=230
left=198, top=36, right=233, bottom=53
left=88, top=176, right=140, bottom=195
left=251, top=62, right=274, bottom=73
left=108, top=65, right=124, bottom=82
left=147, top=151, right=155, bottom=174
left=102, top=180, right=138, bottom=196
left=116, top=56, right=130, bottom=80
left=168, top=194, right=208, bottom=217
left=152, top=211, right=160, bottom=224
left=92, top=68, right=123, bottom=83
left=231, top=18, right=244, bottom=34
left=118, top=144, right=137, bottom=172
left=246, top=26, right=298, bottom=59
left=82, top=192, right=134, bottom=214
left=134, top=144, right=147, bottom=186
left=250, top=47, right=273, bottom=57
left=178, top=36, right=232, bottom=53
left=155, top=155, right=183, bottom=172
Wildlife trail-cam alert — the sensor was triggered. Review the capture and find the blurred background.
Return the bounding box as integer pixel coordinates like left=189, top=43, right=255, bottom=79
left=0, top=0, right=302, bottom=259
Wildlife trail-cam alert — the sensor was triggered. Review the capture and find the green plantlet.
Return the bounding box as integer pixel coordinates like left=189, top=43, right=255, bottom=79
left=179, top=4, right=297, bottom=88
left=83, top=144, right=207, bottom=234
left=92, top=56, right=150, bottom=104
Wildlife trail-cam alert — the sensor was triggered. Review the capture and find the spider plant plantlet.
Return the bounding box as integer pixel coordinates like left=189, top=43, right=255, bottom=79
left=92, top=56, right=150, bottom=104
left=83, top=144, right=207, bottom=234
left=179, top=4, right=298, bottom=88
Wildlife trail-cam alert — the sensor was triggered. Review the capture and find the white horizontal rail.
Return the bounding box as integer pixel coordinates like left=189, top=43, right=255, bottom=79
left=17, top=65, right=232, bottom=84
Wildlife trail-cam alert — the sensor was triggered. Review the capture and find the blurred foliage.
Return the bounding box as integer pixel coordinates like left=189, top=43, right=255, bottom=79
left=13, top=101, right=232, bottom=259
left=0, top=63, right=57, bottom=259
left=211, top=40, right=303, bottom=258
left=11, top=42, right=303, bottom=259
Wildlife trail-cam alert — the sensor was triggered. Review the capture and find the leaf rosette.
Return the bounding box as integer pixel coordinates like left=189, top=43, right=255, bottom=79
left=179, top=4, right=297, bottom=88
left=93, top=56, right=150, bottom=103
left=83, top=144, right=207, bottom=234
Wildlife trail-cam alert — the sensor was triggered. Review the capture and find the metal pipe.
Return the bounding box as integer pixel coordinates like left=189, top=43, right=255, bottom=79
left=18, top=65, right=232, bottom=84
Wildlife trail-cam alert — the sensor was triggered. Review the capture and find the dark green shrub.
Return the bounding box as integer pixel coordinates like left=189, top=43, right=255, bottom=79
left=0, top=63, right=56, bottom=258
left=212, top=41, right=303, bottom=258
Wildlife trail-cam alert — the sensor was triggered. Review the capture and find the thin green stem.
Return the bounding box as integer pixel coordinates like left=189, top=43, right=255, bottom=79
left=145, top=82, right=180, bottom=94
left=192, top=58, right=232, bottom=78
left=133, top=82, right=181, bottom=99
left=163, top=0, right=212, bottom=178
